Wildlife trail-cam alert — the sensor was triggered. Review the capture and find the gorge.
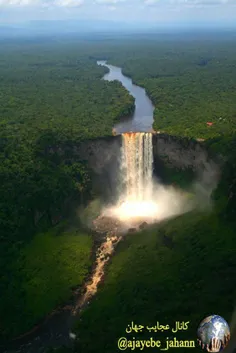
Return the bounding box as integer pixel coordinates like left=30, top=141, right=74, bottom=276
left=2, top=60, right=221, bottom=353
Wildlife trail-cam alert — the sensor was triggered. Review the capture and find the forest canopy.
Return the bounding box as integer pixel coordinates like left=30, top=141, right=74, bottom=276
left=1, top=34, right=236, bottom=345
left=0, top=39, right=135, bottom=340
left=96, top=38, right=236, bottom=139
left=0, top=40, right=135, bottom=243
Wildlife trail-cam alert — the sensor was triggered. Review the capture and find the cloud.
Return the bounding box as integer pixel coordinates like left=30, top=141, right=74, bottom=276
left=176, top=0, right=227, bottom=3
left=144, top=0, right=157, bottom=4
left=144, top=0, right=235, bottom=4
left=0, top=0, right=235, bottom=23
left=57, top=0, right=84, bottom=7
left=0, top=0, right=38, bottom=5
left=0, top=0, right=234, bottom=7
left=95, top=0, right=124, bottom=3
left=0, top=0, right=84, bottom=6
left=144, top=0, right=160, bottom=4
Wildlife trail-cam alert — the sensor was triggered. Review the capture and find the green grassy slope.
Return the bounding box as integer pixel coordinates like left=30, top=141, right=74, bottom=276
left=2, top=36, right=236, bottom=350
left=73, top=211, right=236, bottom=353
left=70, top=131, right=236, bottom=353
left=40, top=37, right=236, bottom=352
left=1, top=224, right=92, bottom=339
left=0, top=39, right=135, bottom=340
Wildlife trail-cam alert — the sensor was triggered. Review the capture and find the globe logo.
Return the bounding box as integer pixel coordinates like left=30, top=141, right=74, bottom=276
left=197, top=315, right=230, bottom=352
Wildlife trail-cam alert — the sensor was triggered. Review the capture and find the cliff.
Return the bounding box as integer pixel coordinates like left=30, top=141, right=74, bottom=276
left=49, top=135, right=122, bottom=202
left=36, top=132, right=223, bottom=228
left=152, top=133, right=219, bottom=171
left=50, top=133, right=221, bottom=198
left=152, top=133, right=221, bottom=191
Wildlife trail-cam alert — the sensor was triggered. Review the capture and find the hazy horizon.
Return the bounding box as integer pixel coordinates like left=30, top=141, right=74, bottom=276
left=1, top=19, right=236, bottom=39
left=0, top=0, right=236, bottom=31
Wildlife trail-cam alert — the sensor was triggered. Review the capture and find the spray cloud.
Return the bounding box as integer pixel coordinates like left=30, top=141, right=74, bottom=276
left=103, top=132, right=195, bottom=229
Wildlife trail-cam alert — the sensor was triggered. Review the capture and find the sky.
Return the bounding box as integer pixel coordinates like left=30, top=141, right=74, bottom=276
left=0, top=0, right=236, bottom=26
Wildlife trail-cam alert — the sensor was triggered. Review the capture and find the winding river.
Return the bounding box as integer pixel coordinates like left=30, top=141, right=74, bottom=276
left=97, top=60, right=154, bottom=133
left=1, top=61, right=154, bottom=353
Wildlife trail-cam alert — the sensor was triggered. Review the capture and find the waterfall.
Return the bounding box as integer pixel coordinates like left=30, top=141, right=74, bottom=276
left=104, top=132, right=192, bottom=225
left=121, top=132, right=153, bottom=201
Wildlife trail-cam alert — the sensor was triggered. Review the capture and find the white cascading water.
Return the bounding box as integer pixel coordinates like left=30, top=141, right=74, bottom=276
left=71, top=132, right=195, bottom=318
left=121, top=132, right=153, bottom=201
left=107, top=132, right=160, bottom=223
left=105, top=131, right=193, bottom=226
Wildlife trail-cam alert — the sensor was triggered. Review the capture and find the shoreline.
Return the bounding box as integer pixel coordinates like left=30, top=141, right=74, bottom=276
left=1, top=228, right=107, bottom=351
left=2, top=59, right=155, bottom=353
left=98, top=59, right=155, bottom=134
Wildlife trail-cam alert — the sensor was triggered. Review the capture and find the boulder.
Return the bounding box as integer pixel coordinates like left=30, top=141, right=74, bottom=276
left=128, top=228, right=136, bottom=233
left=139, top=221, right=148, bottom=230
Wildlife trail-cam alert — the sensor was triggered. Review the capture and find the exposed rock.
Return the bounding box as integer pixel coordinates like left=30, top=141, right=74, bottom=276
left=128, top=228, right=136, bottom=233
left=152, top=133, right=221, bottom=193
left=39, top=133, right=221, bottom=231
left=139, top=221, right=148, bottom=230
left=93, top=215, right=123, bottom=234
left=44, top=133, right=220, bottom=207
left=152, top=133, right=220, bottom=172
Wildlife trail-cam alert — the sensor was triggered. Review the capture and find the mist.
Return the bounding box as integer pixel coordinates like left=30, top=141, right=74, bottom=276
left=82, top=132, right=220, bottom=233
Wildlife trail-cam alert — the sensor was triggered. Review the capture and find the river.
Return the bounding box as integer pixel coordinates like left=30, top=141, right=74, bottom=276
left=1, top=61, right=154, bottom=353
left=97, top=60, right=154, bottom=133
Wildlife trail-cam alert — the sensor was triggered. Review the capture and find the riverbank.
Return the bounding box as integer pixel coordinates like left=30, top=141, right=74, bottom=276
left=103, top=40, right=236, bottom=139
left=1, top=223, right=111, bottom=353
left=98, top=60, right=154, bottom=133
left=0, top=226, right=92, bottom=350
left=1, top=57, right=151, bottom=352
left=73, top=208, right=236, bottom=353
left=0, top=40, right=141, bottom=352
left=2, top=193, right=134, bottom=353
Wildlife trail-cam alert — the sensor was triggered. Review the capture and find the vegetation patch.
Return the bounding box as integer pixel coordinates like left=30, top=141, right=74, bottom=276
left=0, top=225, right=92, bottom=339
left=100, top=39, right=236, bottom=139
left=0, top=40, right=135, bottom=341
left=73, top=211, right=236, bottom=353
left=1, top=35, right=236, bottom=353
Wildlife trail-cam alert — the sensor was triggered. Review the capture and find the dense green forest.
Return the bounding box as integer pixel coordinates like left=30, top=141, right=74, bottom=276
left=99, top=39, right=236, bottom=139
left=44, top=37, right=236, bottom=353
left=2, top=223, right=92, bottom=338
left=71, top=134, right=236, bottom=353
left=48, top=132, right=236, bottom=353
left=0, top=40, right=134, bottom=340
left=1, top=35, right=236, bottom=353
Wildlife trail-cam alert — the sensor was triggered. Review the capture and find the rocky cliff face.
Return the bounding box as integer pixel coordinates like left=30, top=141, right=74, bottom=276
left=49, top=133, right=221, bottom=201
left=73, top=136, right=122, bottom=202
left=54, top=135, right=122, bottom=201
left=72, top=136, right=122, bottom=175
left=152, top=133, right=221, bottom=191
left=152, top=133, right=218, bottom=172
left=73, top=133, right=219, bottom=174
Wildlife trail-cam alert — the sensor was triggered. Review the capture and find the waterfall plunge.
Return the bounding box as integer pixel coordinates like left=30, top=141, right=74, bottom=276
left=121, top=132, right=153, bottom=201
left=103, top=132, right=194, bottom=228
left=113, top=132, right=159, bottom=222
